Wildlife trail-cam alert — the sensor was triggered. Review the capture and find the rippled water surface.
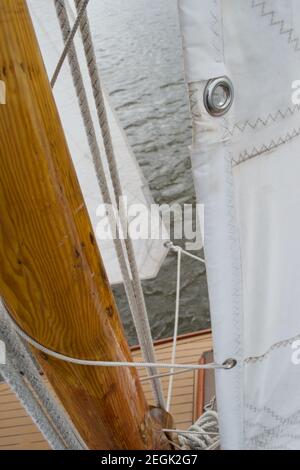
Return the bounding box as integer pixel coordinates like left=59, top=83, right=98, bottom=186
left=88, top=0, right=210, bottom=344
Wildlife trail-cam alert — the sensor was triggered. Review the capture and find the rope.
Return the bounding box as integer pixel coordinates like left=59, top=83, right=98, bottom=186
left=166, top=241, right=205, bottom=264
left=163, top=427, right=218, bottom=436
left=140, top=367, right=191, bottom=383
left=53, top=0, right=165, bottom=408
left=166, top=246, right=181, bottom=411
left=0, top=355, right=67, bottom=450
left=49, top=0, right=236, bottom=417
left=244, top=331, right=300, bottom=364
left=53, top=0, right=138, bottom=330
left=51, top=0, right=90, bottom=87
left=177, top=410, right=220, bottom=450
left=0, top=302, right=85, bottom=450
left=71, top=0, right=165, bottom=408
left=53, top=0, right=138, bottom=336
left=5, top=307, right=235, bottom=371
left=163, top=244, right=221, bottom=449
left=166, top=243, right=206, bottom=411
left=162, top=397, right=220, bottom=450
left=2, top=301, right=223, bottom=451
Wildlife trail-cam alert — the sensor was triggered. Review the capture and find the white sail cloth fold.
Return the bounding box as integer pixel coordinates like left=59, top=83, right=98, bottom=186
left=178, top=0, right=300, bottom=449
left=28, top=0, right=169, bottom=285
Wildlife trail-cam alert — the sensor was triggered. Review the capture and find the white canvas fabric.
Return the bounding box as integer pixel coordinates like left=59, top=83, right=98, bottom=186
left=28, top=0, right=169, bottom=285
left=178, top=0, right=300, bottom=449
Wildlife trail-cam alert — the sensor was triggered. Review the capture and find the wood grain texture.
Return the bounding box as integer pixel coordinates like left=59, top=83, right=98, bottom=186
left=133, top=331, right=213, bottom=429
left=0, top=0, right=167, bottom=450
left=0, top=331, right=213, bottom=450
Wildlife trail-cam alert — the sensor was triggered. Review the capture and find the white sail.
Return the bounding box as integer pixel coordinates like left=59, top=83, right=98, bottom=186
left=178, top=0, right=300, bottom=449
left=28, top=0, right=169, bottom=285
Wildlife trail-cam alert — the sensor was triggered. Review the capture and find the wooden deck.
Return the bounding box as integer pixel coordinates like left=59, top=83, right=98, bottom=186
left=0, top=330, right=212, bottom=450
left=132, top=330, right=212, bottom=429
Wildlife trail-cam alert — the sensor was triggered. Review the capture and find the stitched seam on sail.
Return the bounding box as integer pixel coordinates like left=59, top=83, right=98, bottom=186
left=210, top=0, right=224, bottom=63
left=232, top=126, right=300, bottom=166
left=244, top=332, right=300, bottom=363
left=245, top=405, right=300, bottom=447
left=223, top=105, right=300, bottom=138
left=246, top=405, right=300, bottom=426
left=251, top=0, right=300, bottom=54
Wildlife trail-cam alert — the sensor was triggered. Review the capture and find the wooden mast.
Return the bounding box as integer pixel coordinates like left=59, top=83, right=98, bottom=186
left=0, top=0, right=170, bottom=450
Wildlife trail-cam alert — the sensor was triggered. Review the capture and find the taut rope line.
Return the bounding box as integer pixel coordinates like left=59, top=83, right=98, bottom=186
left=3, top=302, right=236, bottom=372
left=53, top=0, right=165, bottom=408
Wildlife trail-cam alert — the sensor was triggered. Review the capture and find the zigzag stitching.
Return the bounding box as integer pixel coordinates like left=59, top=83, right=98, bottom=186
left=246, top=403, right=300, bottom=428
left=232, top=126, right=300, bottom=166
left=252, top=0, right=300, bottom=52
left=210, top=0, right=223, bottom=61
left=224, top=105, right=300, bottom=137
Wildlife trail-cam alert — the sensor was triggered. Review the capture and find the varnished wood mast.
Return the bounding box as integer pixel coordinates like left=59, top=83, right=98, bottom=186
left=0, top=0, right=170, bottom=450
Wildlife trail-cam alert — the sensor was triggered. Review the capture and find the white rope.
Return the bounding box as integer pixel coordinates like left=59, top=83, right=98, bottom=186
left=52, top=1, right=139, bottom=336
left=5, top=309, right=235, bottom=371
left=53, top=0, right=143, bottom=351
left=180, top=249, right=205, bottom=264
left=53, top=0, right=165, bottom=408
left=51, top=0, right=89, bottom=87
left=49, top=2, right=235, bottom=418
left=166, top=242, right=206, bottom=412
left=162, top=428, right=219, bottom=436
left=72, top=0, right=165, bottom=408
left=163, top=243, right=221, bottom=453
left=177, top=410, right=220, bottom=450
left=0, top=356, right=67, bottom=450
left=140, top=367, right=191, bottom=383
left=166, top=246, right=181, bottom=411
left=166, top=241, right=205, bottom=264
left=0, top=303, right=85, bottom=450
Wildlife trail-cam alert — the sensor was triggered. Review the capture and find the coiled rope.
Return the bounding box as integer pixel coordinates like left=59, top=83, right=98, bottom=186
left=177, top=410, right=219, bottom=450
left=162, top=396, right=219, bottom=450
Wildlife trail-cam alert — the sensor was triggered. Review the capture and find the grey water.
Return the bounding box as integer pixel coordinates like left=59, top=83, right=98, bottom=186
left=88, top=0, right=210, bottom=345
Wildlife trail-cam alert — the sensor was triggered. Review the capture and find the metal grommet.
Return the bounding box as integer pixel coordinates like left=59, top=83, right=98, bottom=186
left=222, top=358, right=237, bottom=370
left=203, top=76, right=234, bottom=117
